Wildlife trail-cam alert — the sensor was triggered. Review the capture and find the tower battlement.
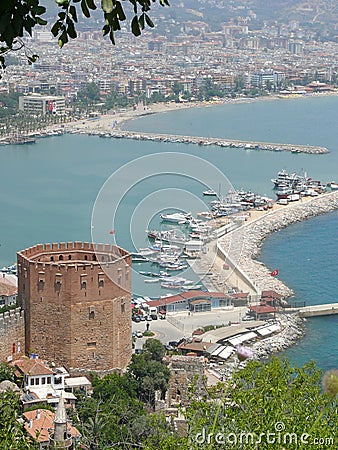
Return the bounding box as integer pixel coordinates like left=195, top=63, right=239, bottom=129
left=17, top=242, right=132, bottom=373
left=0, top=307, right=24, bottom=329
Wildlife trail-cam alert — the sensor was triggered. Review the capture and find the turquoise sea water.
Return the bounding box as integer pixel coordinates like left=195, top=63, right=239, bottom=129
left=260, top=211, right=338, bottom=371
left=0, top=95, right=337, bottom=370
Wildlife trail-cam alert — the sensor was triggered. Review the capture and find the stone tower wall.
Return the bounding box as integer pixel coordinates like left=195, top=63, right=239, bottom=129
left=0, top=308, right=25, bottom=363
left=17, top=242, right=132, bottom=372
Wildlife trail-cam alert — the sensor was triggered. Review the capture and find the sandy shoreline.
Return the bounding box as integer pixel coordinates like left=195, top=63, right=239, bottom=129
left=64, top=91, right=338, bottom=136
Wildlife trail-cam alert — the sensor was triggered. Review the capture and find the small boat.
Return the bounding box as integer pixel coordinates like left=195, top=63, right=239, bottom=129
left=160, top=212, right=191, bottom=223
left=203, top=189, right=218, bottom=196
left=328, top=181, right=338, bottom=191
left=132, top=253, right=149, bottom=262
left=144, top=278, right=159, bottom=283
left=184, top=284, right=202, bottom=290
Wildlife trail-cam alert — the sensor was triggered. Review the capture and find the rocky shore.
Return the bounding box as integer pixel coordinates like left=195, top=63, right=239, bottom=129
left=216, top=314, right=306, bottom=380
left=218, top=191, right=338, bottom=298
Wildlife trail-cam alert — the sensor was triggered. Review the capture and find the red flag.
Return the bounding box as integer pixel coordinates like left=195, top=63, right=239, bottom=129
left=270, top=269, right=279, bottom=277
left=109, top=229, right=115, bottom=235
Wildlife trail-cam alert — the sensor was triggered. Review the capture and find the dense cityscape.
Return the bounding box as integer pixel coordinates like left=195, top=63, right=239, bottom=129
left=1, top=0, right=338, bottom=133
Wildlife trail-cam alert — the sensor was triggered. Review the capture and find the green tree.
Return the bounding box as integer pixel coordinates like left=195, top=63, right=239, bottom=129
left=184, top=357, right=337, bottom=449
left=143, top=338, right=165, bottom=362
left=234, top=75, right=245, bottom=92
left=74, top=372, right=146, bottom=448
left=0, top=363, right=15, bottom=383
left=0, top=0, right=170, bottom=72
left=76, top=82, right=101, bottom=105
left=128, top=341, right=170, bottom=407
left=0, top=390, right=35, bottom=449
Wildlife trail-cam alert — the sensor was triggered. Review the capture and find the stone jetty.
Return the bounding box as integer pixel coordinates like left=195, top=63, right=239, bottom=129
left=218, top=190, right=338, bottom=298
left=73, top=129, right=330, bottom=155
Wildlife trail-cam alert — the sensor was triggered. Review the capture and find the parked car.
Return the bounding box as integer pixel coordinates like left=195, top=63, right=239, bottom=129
left=242, top=315, right=254, bottom=322
left=150, top=314, right=158, bottom=320
left=146, top=316, right=152, bottom=321
left=164, top=344, right=174, bottom=351
left=132, top=316, right=141, bottom=322
left=136, top=331, right=143, bottom=338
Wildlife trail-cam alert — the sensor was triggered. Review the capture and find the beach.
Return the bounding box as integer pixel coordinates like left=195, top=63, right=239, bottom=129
left=63, top=92, right=338, bottom=136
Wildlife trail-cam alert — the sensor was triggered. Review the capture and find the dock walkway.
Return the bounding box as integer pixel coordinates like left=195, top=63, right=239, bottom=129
left=297, top=303, right=338, bottom=318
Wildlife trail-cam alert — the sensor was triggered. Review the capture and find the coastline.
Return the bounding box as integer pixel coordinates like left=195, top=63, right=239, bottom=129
left=216, top=191, right=338, bottom=298
left=196, top=193, right=338, bottom=377
left=65, top=90, right=338, bottom=134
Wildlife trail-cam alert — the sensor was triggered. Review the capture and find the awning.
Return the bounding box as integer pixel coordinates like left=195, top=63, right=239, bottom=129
left=227, top=331, right=257, bottom=347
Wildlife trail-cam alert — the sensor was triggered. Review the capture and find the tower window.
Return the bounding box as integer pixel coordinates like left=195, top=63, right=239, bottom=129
left=68, top=255, right=72, bottom=260
left=87, top=342, right=96, bottom=348
left=59, top=255, right=63, bottom=261
left=89, top=311, right=95, bottom=320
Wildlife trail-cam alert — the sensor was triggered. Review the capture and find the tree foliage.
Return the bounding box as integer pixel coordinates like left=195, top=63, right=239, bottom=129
left=0, top=390, right=35, bottom=449
left=0, top=363, right=16, bottom=383
left=184, top=357, right=338, bottom=449
left=0, top=0, right=170, bottom=72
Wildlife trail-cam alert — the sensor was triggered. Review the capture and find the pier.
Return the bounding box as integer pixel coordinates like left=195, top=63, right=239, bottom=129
left=103, top=130, right=330, bottom=154
left=298, top=303, right=338, bottom=318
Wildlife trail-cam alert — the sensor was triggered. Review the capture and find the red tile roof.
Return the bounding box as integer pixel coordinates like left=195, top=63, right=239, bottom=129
left=261, top=290, right=283, bottom=299
left=23, top=409, right=80, bottom=443
left=231, top=292, right=249, bottom=299
left=146, top=290, right=229, bottom=307
left=14, top=359, right=53, bottom=377
left=0, top=280, right=17, bottom=296
left=249, top=305, right=276, bottom=314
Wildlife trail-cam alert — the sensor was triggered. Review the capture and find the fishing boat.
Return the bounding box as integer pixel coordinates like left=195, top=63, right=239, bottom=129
left=147, top=229, right=187, bottom=245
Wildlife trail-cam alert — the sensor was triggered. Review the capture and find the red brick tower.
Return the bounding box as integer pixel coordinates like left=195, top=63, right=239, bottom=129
left=17, top=242, right=132, bottom=373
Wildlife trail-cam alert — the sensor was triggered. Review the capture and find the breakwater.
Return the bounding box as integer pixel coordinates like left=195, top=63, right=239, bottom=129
left=218, top=191, right=338, bottom=298
left=71, top=129, right=329, bottom=155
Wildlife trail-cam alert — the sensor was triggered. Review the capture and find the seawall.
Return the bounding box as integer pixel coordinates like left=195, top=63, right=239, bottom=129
left=73, top=129, right=329, bottom=155
left=218, top=191, right=338, bottom=298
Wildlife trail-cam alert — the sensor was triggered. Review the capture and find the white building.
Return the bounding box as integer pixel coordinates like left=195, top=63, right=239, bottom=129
left=18, top=94, right=66, bottom=116
left=13, top=357, right=91, bottom=409
left=0, top=275, right=17, bottom=307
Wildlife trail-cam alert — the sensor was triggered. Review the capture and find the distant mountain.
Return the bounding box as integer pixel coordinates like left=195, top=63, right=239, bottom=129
left=251, top=0, right=338, bottom=23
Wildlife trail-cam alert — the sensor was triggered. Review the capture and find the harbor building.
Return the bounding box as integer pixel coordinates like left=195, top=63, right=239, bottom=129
left=18, top=94, right=66, bottom=116
left=17, top=242, right=132, bottom=373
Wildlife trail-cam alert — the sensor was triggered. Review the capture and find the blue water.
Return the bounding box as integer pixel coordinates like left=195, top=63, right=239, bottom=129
left=0, top=95, right=337, bottom=370
left=260, top=211, right=338, bottom=371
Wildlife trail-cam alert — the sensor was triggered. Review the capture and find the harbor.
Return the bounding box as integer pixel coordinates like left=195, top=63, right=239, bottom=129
left=131, top=178, right=338, bottom=379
